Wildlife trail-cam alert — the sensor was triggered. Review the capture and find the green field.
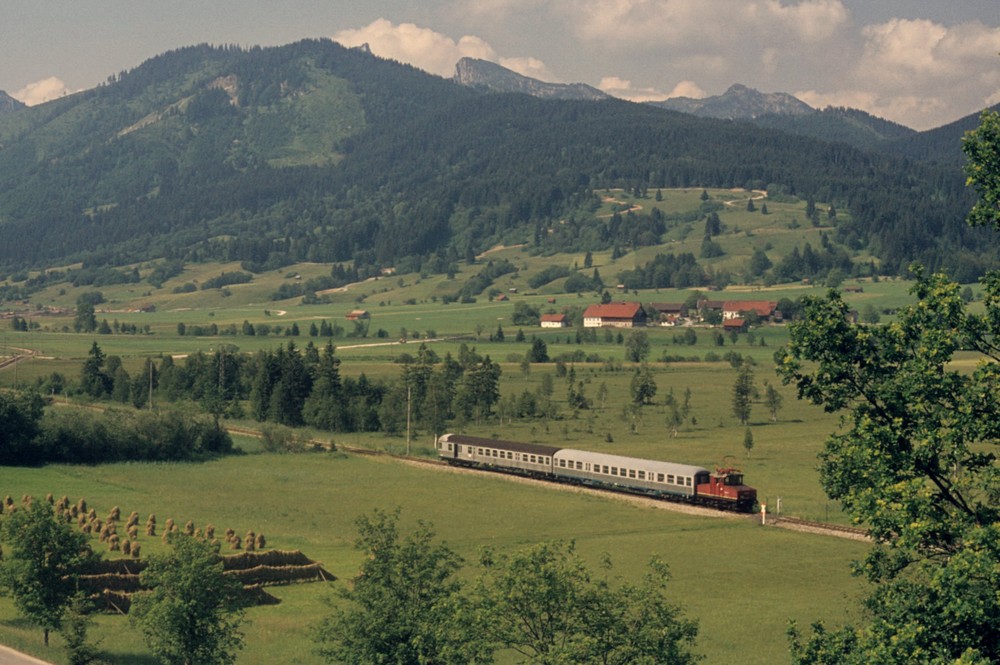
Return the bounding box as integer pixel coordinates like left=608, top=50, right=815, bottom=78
left=1, top=187, right=950, bottom=664
left=0, top=453, right=868, bottom=665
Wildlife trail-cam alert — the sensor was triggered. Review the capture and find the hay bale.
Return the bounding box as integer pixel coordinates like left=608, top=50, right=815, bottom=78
left=255, top=533, right=266, bottom=550
left=107, top=506, right=120, bottom=522
left=205, top=524, right=216, bottom=539
left=122, top=540, right=132, bottom=556
left=131, top=543, right=141, bottom=559
left=184, top=520, right=195, bottom=536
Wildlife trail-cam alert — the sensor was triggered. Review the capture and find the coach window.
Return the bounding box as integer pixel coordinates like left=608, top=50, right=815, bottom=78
left=657, top=473, right=664, bottom=482
left=628, top=469, right=636, bottom=478
left=611, top=467, right=618, bottom=475
left=638, top=471, right=645, bottom=480
left=667, top=474, right=674, bottom=484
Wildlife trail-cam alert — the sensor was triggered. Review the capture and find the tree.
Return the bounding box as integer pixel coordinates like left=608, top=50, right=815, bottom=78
left=731, top=362, right=754, bottom=425
left=630, top=364, right=657, bottom=405
left=743, top=427, right=754, bottom=458
left=0, top=390, right=45, bottom=465
left=0, top=498, right=96, bottom=646
left=624, top=330, right=650, bottom=362
left=62, top=593, right=100, bottom=665
left=859, top=303, right=881, bottom=324
left=73, top=300, right=96, bottom=333
left=749, top=247, right=772, bottom=277
left=763, top=384, right=783, bottom=422
left=456, top=356, right=501, bottom=423
left=80, top=341, right=111, bottom=399
left=963, top=109, right=1000, bottom=230
left=776, top=106, right=1000, bottom=665
left=474, top=541, right=699, bottom=664
left=315, top=509, right=487, bottom=665
left=528, top=337, right=549, bottom=363
left=130, top=533, right=246, bottom=665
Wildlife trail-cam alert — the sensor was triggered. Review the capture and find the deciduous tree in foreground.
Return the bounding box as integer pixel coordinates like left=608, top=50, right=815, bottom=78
left=0, top=498, right=95, bottom=646
left=130, top=534, right=246, bottom=665
left=776, top=109, right=1000, bottom=664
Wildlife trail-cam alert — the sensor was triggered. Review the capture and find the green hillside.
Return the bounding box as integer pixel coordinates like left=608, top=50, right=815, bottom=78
left=0, top=39, right=993, bottom=290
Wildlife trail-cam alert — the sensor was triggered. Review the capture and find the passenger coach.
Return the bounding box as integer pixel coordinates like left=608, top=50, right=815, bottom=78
left=436, top=433, right=757, bottom=512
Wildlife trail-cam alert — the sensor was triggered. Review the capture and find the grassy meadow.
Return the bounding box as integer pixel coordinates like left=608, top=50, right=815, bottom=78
left=0, top=453, right=868, bottom=665
left=1, top=188, right=950, bottom=663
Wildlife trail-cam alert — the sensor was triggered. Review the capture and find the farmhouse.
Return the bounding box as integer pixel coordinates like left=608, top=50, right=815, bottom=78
left=540, top=313, right=568, bottom=328
left=582, top=302, right=646, bottom=328
left=721, top=300, right=778, bottom=321
left=345, top=309, right=370, bottom=320
left=723, top=318, right=748, bottom=333
left=649, top=302, right=685, bottom=326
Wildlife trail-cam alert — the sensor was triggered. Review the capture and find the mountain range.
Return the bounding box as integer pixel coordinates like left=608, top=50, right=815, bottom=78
left=450, top=58, right=996, bottom=165
left=0, top=39, right=993, bottom=284
left=454, top=57, right=607, bottom=101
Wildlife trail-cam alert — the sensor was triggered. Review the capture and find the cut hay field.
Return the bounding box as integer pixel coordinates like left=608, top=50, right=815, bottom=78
left=0, top=452, right=868, bottom=665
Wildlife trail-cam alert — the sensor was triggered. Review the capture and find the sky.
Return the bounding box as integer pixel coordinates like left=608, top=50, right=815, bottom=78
left=2, top=1, right=998, bottom=130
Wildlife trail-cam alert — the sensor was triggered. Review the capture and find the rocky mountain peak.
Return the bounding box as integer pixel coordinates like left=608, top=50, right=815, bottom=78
left=454, top=57, right=607, bottom=101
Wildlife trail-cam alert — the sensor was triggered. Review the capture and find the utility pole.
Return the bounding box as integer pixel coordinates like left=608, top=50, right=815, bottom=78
left=148, top=358, right=154, bottom=411
left=405, top=385, right=412, bottom=456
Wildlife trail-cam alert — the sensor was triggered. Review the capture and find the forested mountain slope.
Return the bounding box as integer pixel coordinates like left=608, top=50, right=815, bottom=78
left=0, top=39, right=991, bottom=279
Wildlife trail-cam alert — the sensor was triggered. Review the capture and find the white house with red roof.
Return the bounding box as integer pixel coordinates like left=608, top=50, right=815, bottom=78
left=722, top=300, right=778, bottom=321
left=582, top=302, right=646, bottom=328
left=540, top=313, right=568, bottom=328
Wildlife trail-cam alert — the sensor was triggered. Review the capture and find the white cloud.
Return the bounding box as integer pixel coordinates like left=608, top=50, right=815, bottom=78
left=598, top=76, right=674, bottom=102
left=666, top=80, right=708, bottom=99
left=12, top=76, right=71, bottom=106
left=567, top=0, right=849, bottom=47
left=847, top=18, right=1000, bottom=127
left=333, top=19, right=497, bottom=77
left=499, top=56, right=559, bottom=82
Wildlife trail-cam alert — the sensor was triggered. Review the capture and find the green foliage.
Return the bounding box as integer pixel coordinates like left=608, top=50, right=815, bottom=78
left=0, top=499, right=96, bottom=645
left=131, top=533, right=246, bottom=665
left=0, top=390, right=45, bottom=465
left=731, top=363, right=753, bottom=425
left=630, top=364, right=657, bottom=405
left=963, top=110, right=1000, bottom=230
left=314, top=508, right=487, bottom=665
left=618, top=253, right=707, bottom=290
left=201, top=271, right=253, bottom=290
left=474, top=541, right=700, bottom=664
left=624, top=330, right=650, bottom=362
left=776, top=270, right=1000, bottom=663
left=62, top=593, right=100, bottom=665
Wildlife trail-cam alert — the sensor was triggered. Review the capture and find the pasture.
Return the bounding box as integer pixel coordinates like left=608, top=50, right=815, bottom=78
left=1, top=187, right=958, bottom=663
left=0, top=452, right=868, bottom=665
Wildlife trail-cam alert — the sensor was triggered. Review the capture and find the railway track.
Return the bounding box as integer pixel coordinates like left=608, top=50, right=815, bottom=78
left=226, top=425, right=870, bottom=540
left=771, top=516, right=870, bottom=542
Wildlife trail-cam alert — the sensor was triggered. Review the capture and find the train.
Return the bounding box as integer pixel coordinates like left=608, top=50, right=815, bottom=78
left=435, top=433, right=758, bottom=512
